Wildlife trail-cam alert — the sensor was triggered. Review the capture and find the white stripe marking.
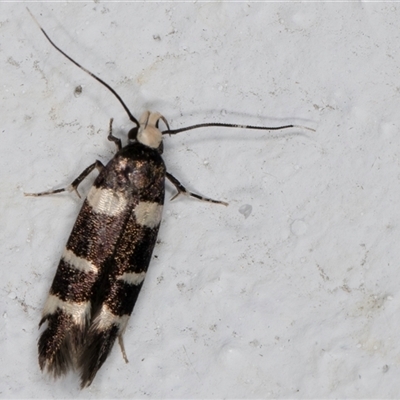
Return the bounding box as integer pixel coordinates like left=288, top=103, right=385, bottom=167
left=42, top=294, right=90, bottom=326
left=134, top=201, right=163, bottom=228
left=87, top=186, right=128, bottom=216
left=118, top=271, right=146, bottom=286
left=62, top=248, right=98, bottom=274
left=92, top=304, right=129, bottom=331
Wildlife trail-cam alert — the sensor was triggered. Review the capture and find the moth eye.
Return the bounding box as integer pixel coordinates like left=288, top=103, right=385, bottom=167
left=128, top=127, right=138, bottom=142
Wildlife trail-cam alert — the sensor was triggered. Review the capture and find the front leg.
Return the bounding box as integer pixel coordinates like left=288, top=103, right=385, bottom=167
left=107, top=118, right=122, bottom=150
left=166, top=172, right=228, bottom=206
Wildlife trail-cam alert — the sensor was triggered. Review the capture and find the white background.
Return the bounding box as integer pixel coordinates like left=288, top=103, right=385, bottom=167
left=2, top=2, right=400, bottom=398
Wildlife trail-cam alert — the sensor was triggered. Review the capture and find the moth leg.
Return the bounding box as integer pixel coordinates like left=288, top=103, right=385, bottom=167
left=166, top=172, right=228, bottom=206
left=118, top=335, right=129, bottom=364
left=107, top=118, right=122, bottom=150
left=24, top=160, right=105, bottom=199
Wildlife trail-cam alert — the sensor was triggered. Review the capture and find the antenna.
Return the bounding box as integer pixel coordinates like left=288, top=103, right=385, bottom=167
left=26, top=8, right=140, bottom=128
left=162, top=122, right=315, bottom=135
left=27, top=8, right=315, bottom=137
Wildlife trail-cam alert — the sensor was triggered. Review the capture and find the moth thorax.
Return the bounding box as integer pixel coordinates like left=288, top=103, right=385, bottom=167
left=137, top=111, right=164, bottom=149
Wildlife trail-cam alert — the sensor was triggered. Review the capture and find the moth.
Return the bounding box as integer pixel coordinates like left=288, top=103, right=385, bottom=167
left=26, top=9, right=314, bottom=388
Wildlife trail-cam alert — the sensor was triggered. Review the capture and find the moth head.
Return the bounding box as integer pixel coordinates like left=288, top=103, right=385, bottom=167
left=130, top=111, right=169, bottom=154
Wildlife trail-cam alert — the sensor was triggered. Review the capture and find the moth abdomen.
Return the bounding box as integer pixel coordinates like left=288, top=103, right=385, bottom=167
left=38, top=141, right=166, bottom=386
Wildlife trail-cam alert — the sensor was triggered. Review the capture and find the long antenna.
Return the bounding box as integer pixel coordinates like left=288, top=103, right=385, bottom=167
left=162, top=122, right=315, bottom=135
left=27, top=8, right=140, bottom=127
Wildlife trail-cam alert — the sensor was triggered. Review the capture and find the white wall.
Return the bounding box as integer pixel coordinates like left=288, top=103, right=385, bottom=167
left=1, top=3, right=399, bottom=398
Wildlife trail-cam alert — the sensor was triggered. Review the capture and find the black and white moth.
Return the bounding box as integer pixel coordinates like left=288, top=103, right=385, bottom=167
left=26, top=10, right=314, bottom=389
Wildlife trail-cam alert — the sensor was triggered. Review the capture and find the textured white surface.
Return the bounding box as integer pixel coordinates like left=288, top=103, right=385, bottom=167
left=2, top=2, right=400, bottom=398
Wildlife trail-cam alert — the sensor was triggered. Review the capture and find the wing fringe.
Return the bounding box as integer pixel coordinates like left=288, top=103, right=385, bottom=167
left=79, top=324, right=119, bottom=388
left=38, top=310, right=87, bottom=377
